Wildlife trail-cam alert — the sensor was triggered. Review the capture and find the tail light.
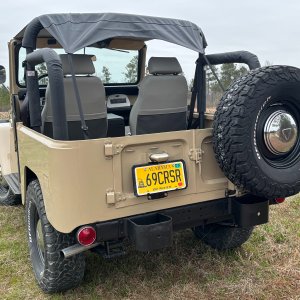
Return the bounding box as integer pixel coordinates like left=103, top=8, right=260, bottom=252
left=77, top=226, right=96, bottom=246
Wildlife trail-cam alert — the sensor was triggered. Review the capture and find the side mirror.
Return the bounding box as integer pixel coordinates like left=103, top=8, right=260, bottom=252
left=0, top=65, right=6, bottom=84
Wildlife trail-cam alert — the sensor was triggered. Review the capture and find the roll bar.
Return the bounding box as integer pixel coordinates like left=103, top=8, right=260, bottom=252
left=26, top=48, right=69, bottom=140
left=204, top=51, right=261, bottom=70
left=189, top=51, right=261, bottom=129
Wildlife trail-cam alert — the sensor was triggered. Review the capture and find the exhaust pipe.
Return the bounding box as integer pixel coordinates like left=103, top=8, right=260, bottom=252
left=61, top=242, right=100, bottom=259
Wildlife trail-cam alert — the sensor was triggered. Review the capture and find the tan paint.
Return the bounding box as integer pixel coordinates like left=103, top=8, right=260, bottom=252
left=108, top=39, right=145, bottom=50
left=0, top=122, right=18, bottom=175
left=9, top=39, right=20, bottom=95
left=17, top=124, right=229, bottom=233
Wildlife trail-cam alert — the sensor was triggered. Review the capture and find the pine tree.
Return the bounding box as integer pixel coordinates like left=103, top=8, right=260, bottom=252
left=205, top=63, right=248, bottom=109
left=101, top=66, right=111, bottom=84
left=219, top=63, right=248, bottom=89
left=124, top=55, right=138, bottom=83
left=0, top=85, right=10, bottom=112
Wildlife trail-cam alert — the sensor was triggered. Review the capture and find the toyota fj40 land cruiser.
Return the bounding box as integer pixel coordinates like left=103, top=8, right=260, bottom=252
left=1, top=13, right=300, bottom=293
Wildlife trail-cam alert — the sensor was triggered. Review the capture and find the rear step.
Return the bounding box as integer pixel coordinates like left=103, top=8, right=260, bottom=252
left=4, top=173, right=21, bottom=195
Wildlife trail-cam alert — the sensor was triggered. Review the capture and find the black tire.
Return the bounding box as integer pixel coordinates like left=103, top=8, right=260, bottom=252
left=213, top=65, right=300, bottom=198
left=26, top=179, right=85, bottom=293
left=0, top=166, right=20, bottom=205
left=193, top=224, right=253, bottom=250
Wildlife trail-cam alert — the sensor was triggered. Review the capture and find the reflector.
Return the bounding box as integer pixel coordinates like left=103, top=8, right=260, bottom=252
left=275, top=198, right=285, bottom=204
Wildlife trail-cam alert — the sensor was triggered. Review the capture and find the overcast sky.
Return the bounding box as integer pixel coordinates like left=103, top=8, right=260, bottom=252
left=1, top=0, right=300, bottom=82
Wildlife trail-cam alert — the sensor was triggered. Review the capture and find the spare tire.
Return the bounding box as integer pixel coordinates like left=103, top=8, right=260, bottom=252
left=213, top=65, right=300, bottom=198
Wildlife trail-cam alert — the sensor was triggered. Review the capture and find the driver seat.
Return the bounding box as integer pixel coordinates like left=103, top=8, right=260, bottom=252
left=42, top=54, right=107, bottom=140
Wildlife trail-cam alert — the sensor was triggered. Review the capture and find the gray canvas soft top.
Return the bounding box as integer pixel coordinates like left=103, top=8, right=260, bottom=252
left=19, top=13, right=207, bottom=53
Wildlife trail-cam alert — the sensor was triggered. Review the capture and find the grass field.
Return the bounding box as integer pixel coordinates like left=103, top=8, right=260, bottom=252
left=0, top=197, right=299, bottom=300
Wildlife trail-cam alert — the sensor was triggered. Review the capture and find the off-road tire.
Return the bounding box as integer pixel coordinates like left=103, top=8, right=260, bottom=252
left=213, top=65, right=300, bottom=198
left=26, top=179, right=85, bottom=293
left=193, top=224, right=253, bottom=250
left=0, top=166, right=20, bottom=205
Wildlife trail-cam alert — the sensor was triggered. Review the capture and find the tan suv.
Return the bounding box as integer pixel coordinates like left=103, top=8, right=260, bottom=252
left=1, top=13, right=300, bottom=293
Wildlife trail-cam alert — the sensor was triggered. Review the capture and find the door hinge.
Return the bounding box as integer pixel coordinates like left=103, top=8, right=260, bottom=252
left=189, top=148, right=203, bottom=164
left=104, top=142, right=124, bottom=158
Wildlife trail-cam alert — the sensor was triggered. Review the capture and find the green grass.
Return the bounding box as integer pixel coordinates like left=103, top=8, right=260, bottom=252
left=0, top=86, right=10, bottom=112
left=0, top=197, right=299, bottom=300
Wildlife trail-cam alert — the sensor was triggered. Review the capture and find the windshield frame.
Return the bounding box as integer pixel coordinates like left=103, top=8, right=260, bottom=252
left=16, top=44, right=143, bottom=88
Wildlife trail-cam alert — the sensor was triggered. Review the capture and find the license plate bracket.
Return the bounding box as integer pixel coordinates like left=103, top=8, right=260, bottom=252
left=132, top=160, right=188, bottom=197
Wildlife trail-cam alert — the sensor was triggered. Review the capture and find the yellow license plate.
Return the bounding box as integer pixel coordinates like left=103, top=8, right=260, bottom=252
left=133, top=161, right=187, bottom=196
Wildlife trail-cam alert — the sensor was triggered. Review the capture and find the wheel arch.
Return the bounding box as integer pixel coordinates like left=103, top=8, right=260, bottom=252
left=22, top=166, right=38, bottom=204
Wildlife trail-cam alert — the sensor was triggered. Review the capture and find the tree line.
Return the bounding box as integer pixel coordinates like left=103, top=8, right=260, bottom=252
left=205, top=63, right=248, bottom=108
left=100, top=55, right=138, bottom=84
left=0, top=86, right=10, bottom=112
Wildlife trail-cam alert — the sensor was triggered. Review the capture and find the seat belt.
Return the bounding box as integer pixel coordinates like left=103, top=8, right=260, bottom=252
left=203, top=55, right=225, bottom=92
left=187, top=62, right=199, bottom=129
left=67, top=54, right=89, bottom=139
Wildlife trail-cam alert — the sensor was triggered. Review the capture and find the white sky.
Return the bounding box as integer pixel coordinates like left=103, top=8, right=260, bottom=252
left=1, top=0, right=300, bottom=83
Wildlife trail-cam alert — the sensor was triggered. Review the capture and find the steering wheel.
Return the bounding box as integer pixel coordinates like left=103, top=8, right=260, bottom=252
left=38, top=73, right=48, bottom=84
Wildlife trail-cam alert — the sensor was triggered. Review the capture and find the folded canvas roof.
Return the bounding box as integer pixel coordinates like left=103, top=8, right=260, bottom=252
left=16, top=13, right=207, bottom=53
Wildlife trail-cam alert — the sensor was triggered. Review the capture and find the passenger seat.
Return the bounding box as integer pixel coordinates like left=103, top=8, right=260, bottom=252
left=42, top=54, right=107, bottom=140
left=129, top=57, right=188, bottom=135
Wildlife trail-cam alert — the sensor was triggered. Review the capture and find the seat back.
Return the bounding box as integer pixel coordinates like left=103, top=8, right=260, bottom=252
left=129, top=57, right=188, bottom=135
left=42, top=54, right=107, bottom=140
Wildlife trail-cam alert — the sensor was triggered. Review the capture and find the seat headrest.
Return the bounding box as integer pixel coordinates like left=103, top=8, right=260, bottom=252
left=59, top=54, right=95, bottom=75
left=148, top=57, right=182, bottom=75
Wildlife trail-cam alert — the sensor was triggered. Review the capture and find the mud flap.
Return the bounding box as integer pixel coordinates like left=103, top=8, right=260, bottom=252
left=232, top=196, right=269, bottom=227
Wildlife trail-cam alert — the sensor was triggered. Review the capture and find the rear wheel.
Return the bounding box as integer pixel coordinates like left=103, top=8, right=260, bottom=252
left=193, top=224, right=253, bottom=250
left=0, top=165, right=20, bottom=205
left=26, top=179, right=85, bottom=293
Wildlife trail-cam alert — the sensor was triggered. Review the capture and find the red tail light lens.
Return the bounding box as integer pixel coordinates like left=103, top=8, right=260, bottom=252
left=275, top=197, right=285, bottom=204
left=77, top=226, right=96, bottom=246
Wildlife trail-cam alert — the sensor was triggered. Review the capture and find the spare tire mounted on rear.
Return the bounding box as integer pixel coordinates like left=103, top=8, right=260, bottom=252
left=213, top=65, right=300, bottom=198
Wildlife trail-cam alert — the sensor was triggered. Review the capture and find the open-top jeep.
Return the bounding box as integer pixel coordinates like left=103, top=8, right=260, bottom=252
left=1, top=13, right=300, bottom=293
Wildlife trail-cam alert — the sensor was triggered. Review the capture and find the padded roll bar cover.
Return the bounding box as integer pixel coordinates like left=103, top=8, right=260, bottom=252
left=22, top=17, right=43, bottom=50
left=205, top=51, right=261, bottom=70
left=26, top=49, right=68, bottom=140
left=26, top=68, right=41, bottom=130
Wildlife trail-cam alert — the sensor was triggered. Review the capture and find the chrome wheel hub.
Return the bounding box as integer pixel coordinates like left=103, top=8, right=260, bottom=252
left=36, top=219, right=45, bottom=262
left=264, top=110, right=298, bottom=155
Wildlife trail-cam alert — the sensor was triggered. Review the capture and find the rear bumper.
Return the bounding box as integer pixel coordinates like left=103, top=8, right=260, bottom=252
left=92, top=195, right=269, bottom=251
